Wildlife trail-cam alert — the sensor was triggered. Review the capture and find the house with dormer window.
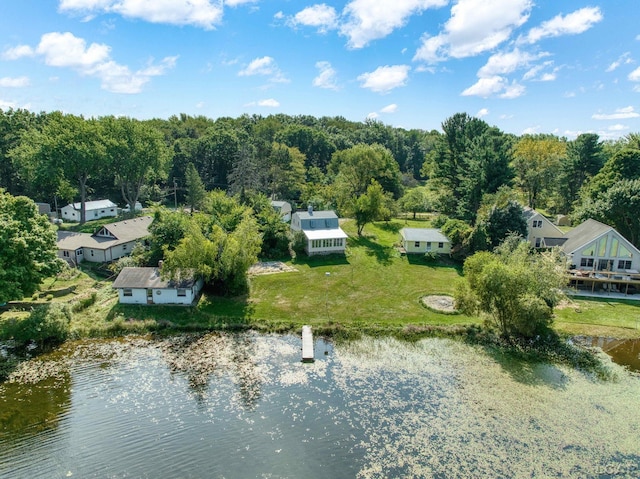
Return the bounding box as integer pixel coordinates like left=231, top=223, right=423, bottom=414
left=57, top=216, right=153, bottom=265
left=290, top=206, right=348, bottom=255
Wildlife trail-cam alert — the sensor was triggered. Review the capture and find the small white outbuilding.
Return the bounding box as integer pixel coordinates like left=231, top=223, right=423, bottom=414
left=112, top=267, right=204, bottom=306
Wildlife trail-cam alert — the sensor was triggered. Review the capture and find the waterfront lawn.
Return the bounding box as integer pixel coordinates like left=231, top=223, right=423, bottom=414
left=553, top=297, right=640, bottom=339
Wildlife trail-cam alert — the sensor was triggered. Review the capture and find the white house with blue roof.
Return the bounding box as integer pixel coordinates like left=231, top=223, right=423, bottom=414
left=290, top=206, right=348, bottom=255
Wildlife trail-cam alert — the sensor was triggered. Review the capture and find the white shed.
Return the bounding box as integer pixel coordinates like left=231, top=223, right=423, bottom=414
left=61, top=199, right=118, bottom=222
left=112, top=267, right=204, bottom=306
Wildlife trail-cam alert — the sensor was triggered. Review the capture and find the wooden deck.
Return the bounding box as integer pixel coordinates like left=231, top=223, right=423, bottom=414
left=567, top=269, right=640, bottom=298
left=301, top=325, right=314, bottom=363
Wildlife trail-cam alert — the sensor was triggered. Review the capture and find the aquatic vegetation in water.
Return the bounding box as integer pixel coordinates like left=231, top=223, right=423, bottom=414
left=1, top=334, right=639, bottom=478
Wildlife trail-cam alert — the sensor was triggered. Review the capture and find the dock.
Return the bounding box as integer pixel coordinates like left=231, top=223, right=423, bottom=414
left=301, top=325, right=314, bottom=363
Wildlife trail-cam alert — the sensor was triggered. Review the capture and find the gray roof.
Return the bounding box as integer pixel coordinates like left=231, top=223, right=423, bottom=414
left=57, top=216, right=153, bottom=251
left=400, top=228, right=450, bottom=243
left=522, top=206, right=539, bottom=220
left=112, top=267, right=197, bottom=289
left=560, top=219, right=613, bottom=254
left=293, top=210, right=338, bottom=220
left=66, top=199, right=117, bottom=211
left=543, top=237, right=567, bottom=247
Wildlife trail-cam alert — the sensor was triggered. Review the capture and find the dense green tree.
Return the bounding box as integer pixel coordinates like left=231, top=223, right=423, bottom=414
left=455, top=237, right=565, bottom=338
left=101, top=116, right=170, bottom=212
left=350, top=180, right=391, bottom=235
left=12, top=113, right=107, bottom=223
left=227, top=143, right=263, bottom=198
left=185, top=162, right=207, bottom=213
left=478, top=198, right=527, bottom=249
left=556, top=133, right=604, bottom=212
left=266, top=143, right=306, bottom=200
left=579, top=147, right=640, bottom=202
left=424, top=113, right=512, bottom=222
left=512, top=134, right=566, bottom=210
left=398, top=187, right=430, bottom=219
left=147, top=208, right=193, bottom=265
left=275, top=124, right=336, bottom=169
left=193, top=125, right=243, bottom=190
left=0, top=109, right=45, bottom=196
left=330, top=143, right=403, bottom=203
left=162, top=210, right=262, bottom=294
left=574, top=179, right=640, bottom=248
left=0, top=190, right=65, bottom=303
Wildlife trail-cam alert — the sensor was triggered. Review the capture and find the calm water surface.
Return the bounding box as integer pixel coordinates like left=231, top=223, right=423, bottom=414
left=1, top=333, right=639, bottom=479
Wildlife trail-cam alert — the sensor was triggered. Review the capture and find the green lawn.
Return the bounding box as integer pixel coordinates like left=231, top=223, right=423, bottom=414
left=554, top=297, right=640, bottom=339
left=3, top=217, right=639, bottom=339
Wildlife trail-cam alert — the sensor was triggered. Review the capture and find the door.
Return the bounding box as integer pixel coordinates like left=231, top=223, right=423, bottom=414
left=147, top=288, right=154, bottom=304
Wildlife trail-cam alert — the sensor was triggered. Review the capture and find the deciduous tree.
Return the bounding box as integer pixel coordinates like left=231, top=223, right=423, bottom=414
left=455, top=237, right=565, bottom=338
left=0, top=190, right=65, bottom=303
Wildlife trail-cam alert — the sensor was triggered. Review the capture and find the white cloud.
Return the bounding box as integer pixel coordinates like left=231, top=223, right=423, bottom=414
left=414, top=0, right=532, bottom=63
left=358, top=65, right=410, bottom=93
left=291, top=4, right=338, bottom=33
left=0, top=76, right=30, bottom=88
left=59, top=0, right=223, bottom=29
left=5, top=32, right=176, bottom=94
left=608, top=124, right=628, bottom=131
left=0, top=99, right=18, bottom=109
left=366, top=112, right=379, bottom=119
left=521, top=7, right=603, bottom=44
left=380, top=103, right=398, bottom=113
left=238, top=56, right=288, bottom=83
left=224, top=0, right=258, bottom=6
left=628, top=67, right=640, bottom=82
left=273, top=11, right=284, bottom=20
left=500, top=81, right=525, bottom=98
left=606, top=52, right=632, bottom=73
left=592, top=106, right=639, bottom=120
left=37, top=32, right=110, bottom=67
left=1, top=44, right=35, bottom=60
left=522, top=126, right=540, bottom=135
left=478, top=49, right=545, bottom=77
left=258, top=98, right=280, bottom=107
left=477, top=108, right=489, bottom=117
left=462, top=76, right=505, bottom=97
left=313, top=61, right=339, bottom=90
left=341, top=0, right=447, bottom=49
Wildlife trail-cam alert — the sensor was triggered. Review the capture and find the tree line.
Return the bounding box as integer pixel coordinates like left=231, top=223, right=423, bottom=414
left=1, top=109, right=639, bottom=250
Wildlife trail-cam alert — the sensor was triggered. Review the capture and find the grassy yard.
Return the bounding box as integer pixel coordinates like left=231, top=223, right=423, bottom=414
left=2, top=217, right=640, bottom=339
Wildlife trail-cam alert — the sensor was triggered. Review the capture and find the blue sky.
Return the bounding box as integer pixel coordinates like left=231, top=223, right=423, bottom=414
left=1, top=1, right=639, bottom=139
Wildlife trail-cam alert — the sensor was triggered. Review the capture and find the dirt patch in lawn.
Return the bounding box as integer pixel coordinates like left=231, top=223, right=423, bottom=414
left=248, top=261, right=298, bottom=276
left=422, top=295, right=456, bottom=313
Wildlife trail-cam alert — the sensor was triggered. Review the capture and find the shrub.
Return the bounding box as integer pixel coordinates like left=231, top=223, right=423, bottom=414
left=71, top=292, right=97, bottom=312
left=0, top=304, right=72, bottom=347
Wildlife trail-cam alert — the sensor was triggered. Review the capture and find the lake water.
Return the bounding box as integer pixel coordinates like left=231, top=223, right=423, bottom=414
left=1, top=333, right=639, bottom=478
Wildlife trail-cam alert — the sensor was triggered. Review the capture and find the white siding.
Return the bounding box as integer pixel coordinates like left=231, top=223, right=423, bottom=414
left=403, top=240, right=451, bottom=255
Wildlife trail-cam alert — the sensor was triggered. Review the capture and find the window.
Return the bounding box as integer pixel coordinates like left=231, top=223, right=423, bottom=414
left=618, top=260, right=632, bottom=270
left=580, top=258, right=594, bottom=268
left=63, top=250, right=70, bottom=257
left=333, top=238, right=343, bottom=247
left=438, top=242, right=444, bottom=249
left=76, top=249, right=83, bottom=256
left=123, top=289, right=133, bottom=297
left=414, top=241, right=420, bottom=248
left=122, top=244, right=127, bottom=251
left=90, top=250, right=94, bottom=257
left=535, top=238, right=541, bottom=248
left=532, top=220, right=542, bottom=228
left=177, top=289, right=187, bottom=297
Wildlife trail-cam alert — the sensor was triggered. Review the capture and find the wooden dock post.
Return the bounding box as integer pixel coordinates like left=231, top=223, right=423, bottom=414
left=301, top=325, right=314, bottom=363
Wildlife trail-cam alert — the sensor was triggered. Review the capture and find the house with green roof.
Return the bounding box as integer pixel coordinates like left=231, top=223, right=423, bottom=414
left=399, top=228, right=451, bottom=255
